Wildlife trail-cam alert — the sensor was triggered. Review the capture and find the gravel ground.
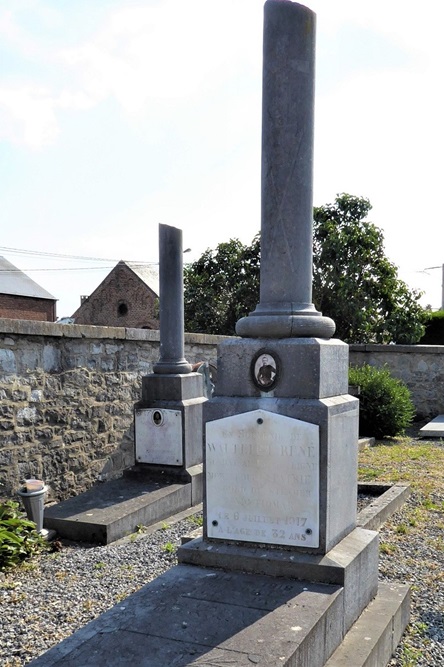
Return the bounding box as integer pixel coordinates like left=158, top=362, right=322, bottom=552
left=383, top=491, right=444, bottom=666
left=1, top=456, right=443, bottom=666
left=0, top=512, right=202, bottom=667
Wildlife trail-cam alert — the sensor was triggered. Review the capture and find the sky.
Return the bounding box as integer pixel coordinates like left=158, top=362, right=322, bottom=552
left=1, top=0, right=443, bottom=318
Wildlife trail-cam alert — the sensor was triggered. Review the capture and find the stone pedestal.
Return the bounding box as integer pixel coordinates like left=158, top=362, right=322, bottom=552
left=135, top=373, right=205, bottom=499
left=184, top=338, right=361, bottom=556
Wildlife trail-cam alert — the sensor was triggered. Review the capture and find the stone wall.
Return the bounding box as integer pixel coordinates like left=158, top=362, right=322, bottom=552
left=0, top=319, right=225, bottom=501
left=1, top=319, right=443, bottom=503
left=349, top=344, right=444, bottom=421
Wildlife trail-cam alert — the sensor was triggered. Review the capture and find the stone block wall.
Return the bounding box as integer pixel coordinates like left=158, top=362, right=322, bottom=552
left=0, top=319, right=225, bottom=501
left=1, top=320, right=443, bottom=503
left=349, top=344, right=444, bottom=421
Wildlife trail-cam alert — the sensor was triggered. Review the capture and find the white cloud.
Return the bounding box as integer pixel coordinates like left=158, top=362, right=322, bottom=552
left=0, top=85, right=59, bottom=148
left=59, top=0, right=262, bottom=117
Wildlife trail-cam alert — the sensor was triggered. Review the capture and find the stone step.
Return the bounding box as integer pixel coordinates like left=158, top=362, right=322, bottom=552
left=325, top=582, right=410, bottom=667
left=44, top=476, right=195, bottom=545
left=419, top=414, right=444, bottom=438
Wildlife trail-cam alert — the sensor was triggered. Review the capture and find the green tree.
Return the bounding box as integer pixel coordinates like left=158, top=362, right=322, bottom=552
left=184, top=235, right=260, bottom=335
left=184, top=194, right=427, bottom=343
left=312, top=194, right=426, bottom=343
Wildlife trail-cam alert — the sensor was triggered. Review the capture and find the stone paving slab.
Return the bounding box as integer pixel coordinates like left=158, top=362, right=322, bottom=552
left=419, top=414, right=444, bottom=438
left=28, top=564, right=409, bottom=667
left=44, top=477, right=192, bottom=544
left=29, top=564, right=343, bottom=667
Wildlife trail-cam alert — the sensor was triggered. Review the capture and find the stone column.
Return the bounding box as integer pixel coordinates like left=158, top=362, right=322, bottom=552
left=236, top=0, right=334, bottom=339
left=153, top=224, right=192, bottom=374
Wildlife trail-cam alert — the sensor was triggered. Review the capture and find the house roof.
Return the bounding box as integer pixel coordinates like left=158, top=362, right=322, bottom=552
left=0, top=256, right=56, bottom=300
left=124, top=261, right=159, bottom=296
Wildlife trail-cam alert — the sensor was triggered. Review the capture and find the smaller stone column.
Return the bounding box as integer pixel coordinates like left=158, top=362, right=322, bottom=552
left=134, top=224, right=205, bottom=501
left=153, top=224, right=192, bottom=374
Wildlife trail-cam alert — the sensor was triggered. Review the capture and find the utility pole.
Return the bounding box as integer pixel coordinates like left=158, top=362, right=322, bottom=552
left=423, top=264, right=444, bottom=310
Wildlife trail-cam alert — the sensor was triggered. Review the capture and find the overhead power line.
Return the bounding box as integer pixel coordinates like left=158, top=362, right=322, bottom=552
left=0, top=266, right=117, bottom=272
left=0, top=245, right=157, bottom=265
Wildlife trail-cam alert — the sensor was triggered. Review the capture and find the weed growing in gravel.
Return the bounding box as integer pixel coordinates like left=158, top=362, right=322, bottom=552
left=411, top=621, right=429, bottom=637
left=380, top=542, right=397, bottom=555
left=188, top=515, right=203, bottom=527
left=115, top=591, right=128, bottom=603
left=130, top=524, right=147, bottom=542
left=357, top=466, right=383, bottom=480
left=396, top=523, right=408, bottom=535
left=161, top=521, right=170, bottom=530
left=163, top=542, right=176, bottom=554
left=94, top=561, right=106, bottom=569
left=400, top=643, right=424, bottom=666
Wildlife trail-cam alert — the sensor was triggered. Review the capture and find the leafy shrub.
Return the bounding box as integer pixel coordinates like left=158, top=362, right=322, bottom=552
left=0, top=501, right=47, bottom=571
left=419, top=310, right=444, bottom=344
left=349, top=364, right=415, bottom=439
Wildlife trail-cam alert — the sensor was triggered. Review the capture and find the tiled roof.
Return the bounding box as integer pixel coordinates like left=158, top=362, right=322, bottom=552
left=124, top=261, right=159, bottom=296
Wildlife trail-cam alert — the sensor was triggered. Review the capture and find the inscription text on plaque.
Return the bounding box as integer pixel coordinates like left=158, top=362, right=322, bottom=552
left=206, top=410, right=319, bottom=548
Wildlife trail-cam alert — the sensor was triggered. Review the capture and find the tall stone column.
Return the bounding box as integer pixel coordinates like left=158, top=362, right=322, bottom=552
left=236, top=0, right=334, bottom=339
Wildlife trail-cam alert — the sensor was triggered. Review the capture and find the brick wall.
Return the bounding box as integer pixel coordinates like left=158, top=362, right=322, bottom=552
left=0, top=294, right=56, bottom=322
left=73, top=263, right=158, bottom=329
left=0, top=319, right=224, bottom=501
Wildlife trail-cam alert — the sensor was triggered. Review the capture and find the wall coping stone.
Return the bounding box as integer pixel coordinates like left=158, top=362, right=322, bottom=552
left=0, top=318, right=232, bottom=345
left=350, top=344, right=444, bottom=355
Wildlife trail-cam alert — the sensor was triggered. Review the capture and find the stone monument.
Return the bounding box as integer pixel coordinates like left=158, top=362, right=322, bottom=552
left=179, top=0, right=404, bottom=653
left=30, top=4, right=410, bottom=664
left=134, top=223, right=205, bottom=503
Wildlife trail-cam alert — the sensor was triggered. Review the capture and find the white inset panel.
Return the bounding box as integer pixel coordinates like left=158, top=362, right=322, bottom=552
left=206, top=409, right=319, bottom=548
left=135, top=408, right=183, bottom=465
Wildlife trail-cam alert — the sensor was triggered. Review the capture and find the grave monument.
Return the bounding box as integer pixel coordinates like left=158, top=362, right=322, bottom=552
left=134, top=223, right=205, bottom=504
left=179, top=0, right=409, bottom=657
left=32, top=3, right=409, bottom=664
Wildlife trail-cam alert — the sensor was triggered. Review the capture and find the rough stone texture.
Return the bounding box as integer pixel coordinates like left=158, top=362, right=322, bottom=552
left=0, top=320, right=224, bottom=501
left=2, top=319, right=444, bottom=502
left=349, top=343, right=444, bottom=419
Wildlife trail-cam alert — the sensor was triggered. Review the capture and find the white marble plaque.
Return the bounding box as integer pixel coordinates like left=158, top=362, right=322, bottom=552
left=135, top=408, right=183, bottom=465
left=206, top=410, right=319, bottom=548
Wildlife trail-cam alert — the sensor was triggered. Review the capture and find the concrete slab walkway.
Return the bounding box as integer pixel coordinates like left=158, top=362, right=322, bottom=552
left=29, top=563, right=409, bottom=667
